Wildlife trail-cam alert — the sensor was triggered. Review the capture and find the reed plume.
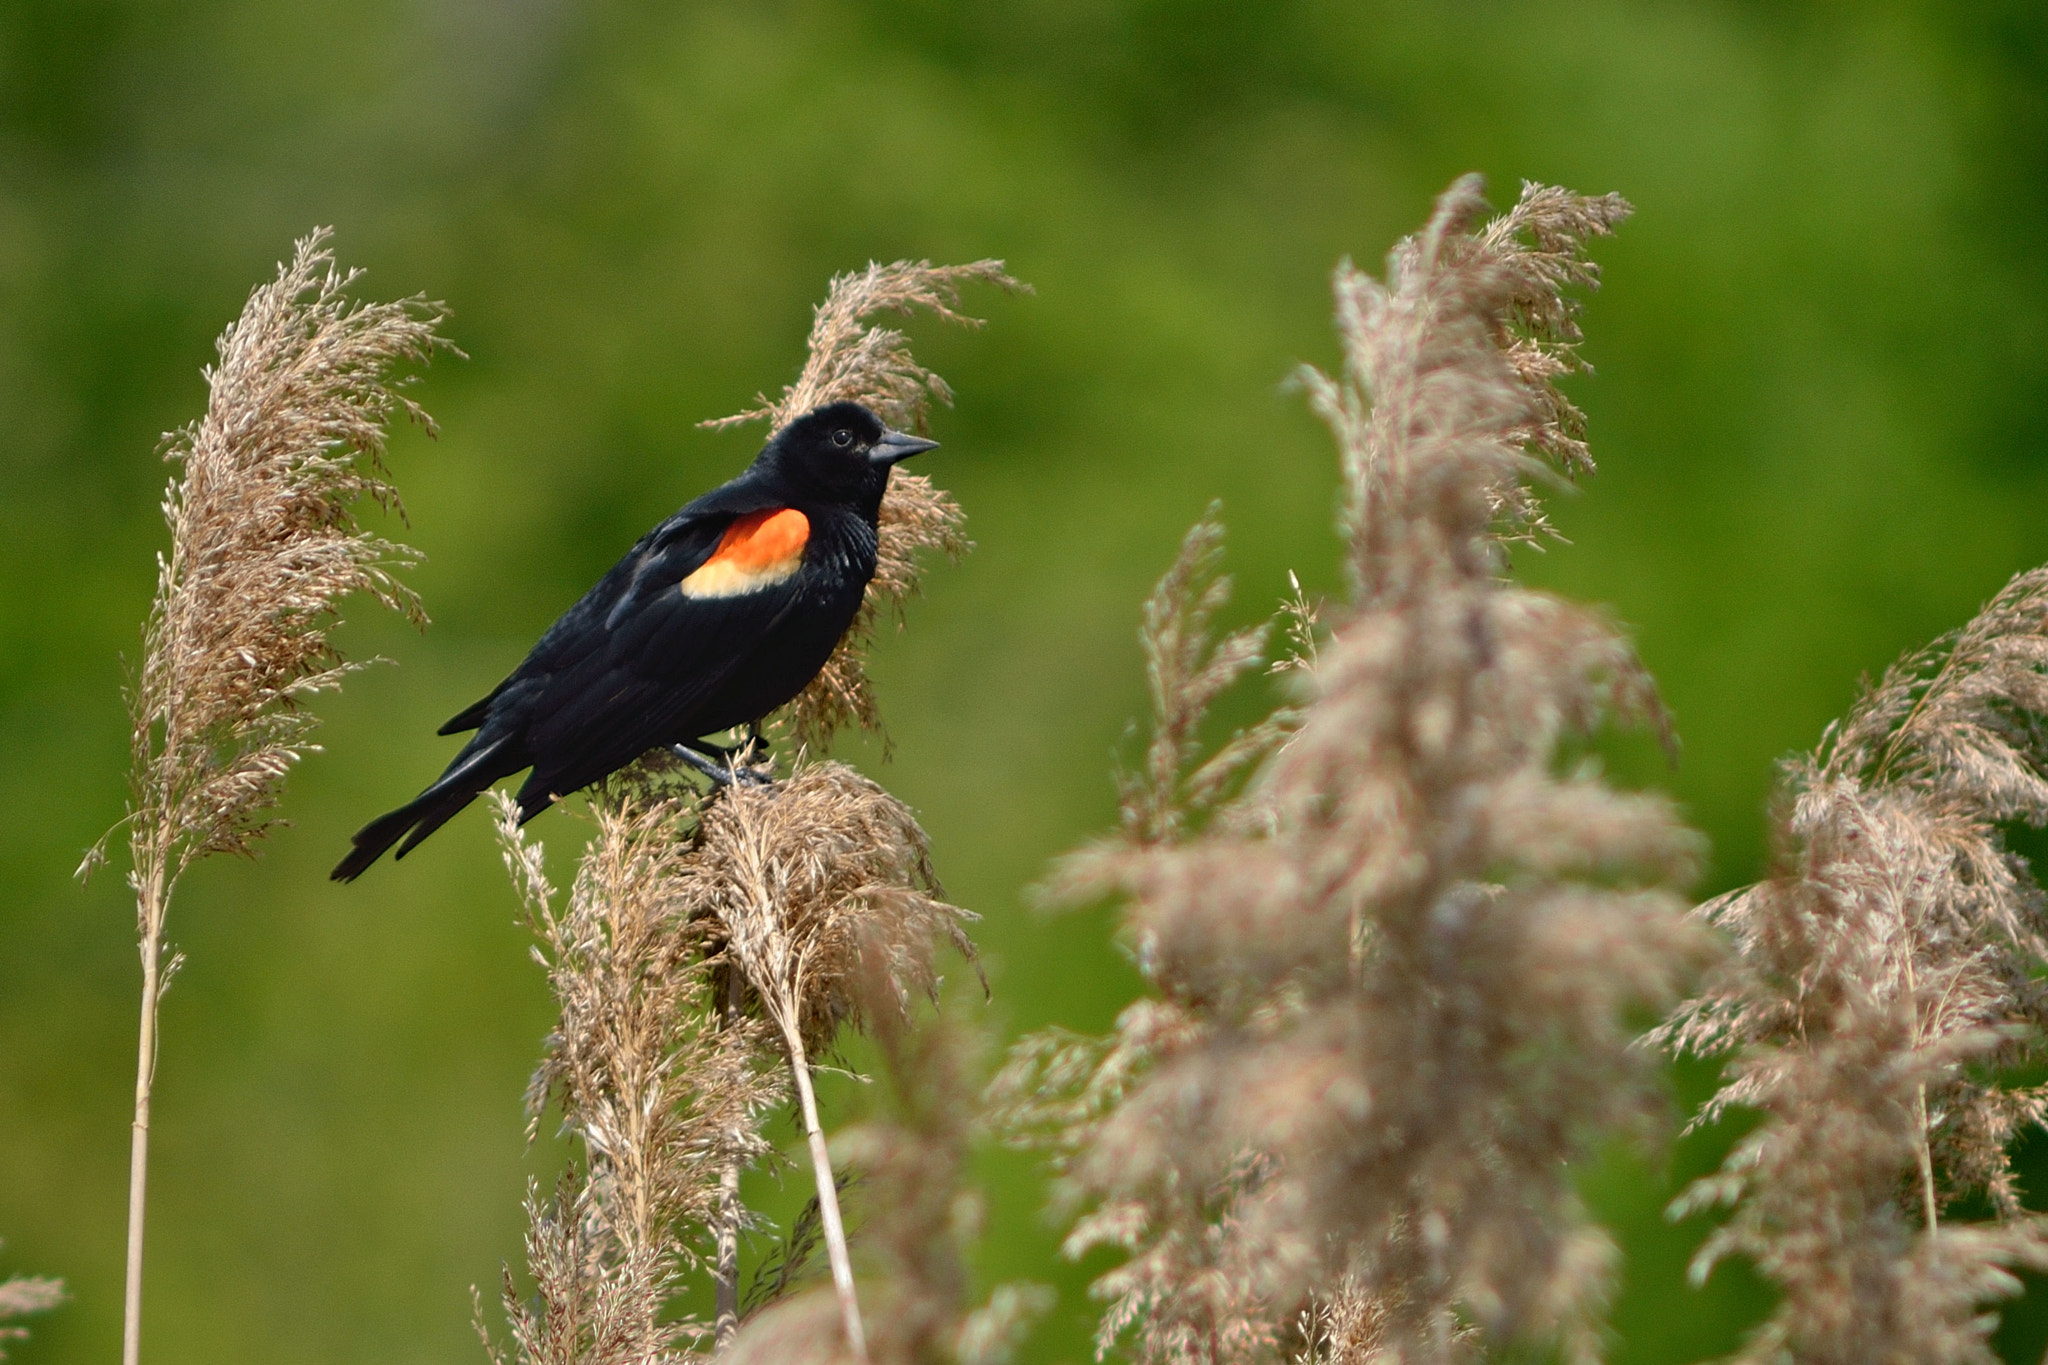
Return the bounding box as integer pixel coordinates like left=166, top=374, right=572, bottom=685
left=487, top=780, right=784, bottom=1365
left=697, top=763, right=979, bottom=1363
left=704, top=260, right=1025, bottom=749
left=997, top=177, right=1711, bottom=1365
left=1657, top=566, right=2048, bottom=1365
left=692, top=260, right=1018, bottom=1351
left=92, top=230, right=443, bottom=1365
left=1117, top=505, right=1282, bottom=846
left=0, top=1252, right=62, bottom=1363
left=492, top=762, right=988, bottom=1365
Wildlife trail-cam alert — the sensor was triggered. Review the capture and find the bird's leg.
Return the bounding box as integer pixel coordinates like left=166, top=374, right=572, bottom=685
left=671, top=742, right=737, bottom=786
left=673, top=737, right=776, bottom=788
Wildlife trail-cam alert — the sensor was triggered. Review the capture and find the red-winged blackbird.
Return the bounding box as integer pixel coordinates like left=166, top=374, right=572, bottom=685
left=330, top=400, right=936, bottom=882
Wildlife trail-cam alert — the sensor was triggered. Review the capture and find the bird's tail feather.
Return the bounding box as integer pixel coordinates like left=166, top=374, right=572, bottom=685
left=391, top=790, right=482, bottom=862
left=330, top=736, right=517, bottom=882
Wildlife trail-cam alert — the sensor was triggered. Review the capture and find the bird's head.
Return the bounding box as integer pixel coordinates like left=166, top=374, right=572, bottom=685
left=761, top=400, right=938, bottom=503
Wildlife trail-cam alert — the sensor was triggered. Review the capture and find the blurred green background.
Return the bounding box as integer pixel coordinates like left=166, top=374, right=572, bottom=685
left=4, top=0, right=2047, bottom=1361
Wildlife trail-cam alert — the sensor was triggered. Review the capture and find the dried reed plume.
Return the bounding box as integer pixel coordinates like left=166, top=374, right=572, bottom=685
left=997, top=177, right=1711, bottom=1364
left=690, top=260, right=1019, bottom=1349
left=488, top=781, right=784, bottom=1365
left=694, top=764, right=977, bottom=1361
left=0, top=1253, right=63, bottom=1363
left=704, top=260, right=1025, bottom=748
left=1657, top=566, right=2048, bottom=1364
left=91, top=230, right=442, bottom=1365
left=490, top=764, right=982, bottom=1365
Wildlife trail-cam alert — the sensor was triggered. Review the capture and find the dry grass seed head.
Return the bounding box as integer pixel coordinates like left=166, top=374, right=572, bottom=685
left=699, top=765, right=999, bottom=1365
left=114, top=228, right=444, bottom=879
left=489, top=780, right=785, bottom=1365
left=494, top=1178, right=700, bottom=1365
left=695, top=765, right=974, bottom=1363
left=1118, top=504, right=1277, bottom=845
left=1659, top=565, right=2048, bottom=1363
left=705, top=260, right=1024, bottom=751
left=500, top=788, right=781, bottom=1256
left=691, top=762, right=976, bottom=1048
left=1016, top=177, right=1710, bottom=1365
left=1298, top=178, right=1627, bottom=595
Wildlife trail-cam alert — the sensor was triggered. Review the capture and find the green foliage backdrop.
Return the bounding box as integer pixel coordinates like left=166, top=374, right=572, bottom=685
left=2, top=1, right=2044, bottom=1361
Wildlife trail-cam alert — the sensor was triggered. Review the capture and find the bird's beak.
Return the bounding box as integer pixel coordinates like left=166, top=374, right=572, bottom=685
left=870, top=428, right=940, bottom=466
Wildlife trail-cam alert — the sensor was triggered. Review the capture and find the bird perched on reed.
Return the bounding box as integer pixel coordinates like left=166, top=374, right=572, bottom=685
left=331, top=400, right=936, bottom=881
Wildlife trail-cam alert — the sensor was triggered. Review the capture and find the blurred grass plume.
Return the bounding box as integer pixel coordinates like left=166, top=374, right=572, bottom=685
left=1659, top=566, right=2048, bottom=1365
left=0, top=1250, right=63, bottom=1363
left=996, top=176, right=1713, bottom=1365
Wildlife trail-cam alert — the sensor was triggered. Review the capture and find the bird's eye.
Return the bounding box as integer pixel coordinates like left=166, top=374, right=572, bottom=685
left=830, top=429, right=854, bottom=449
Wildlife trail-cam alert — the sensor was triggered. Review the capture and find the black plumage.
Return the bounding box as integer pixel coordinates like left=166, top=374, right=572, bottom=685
left=331, top=400, right=936, bottom=881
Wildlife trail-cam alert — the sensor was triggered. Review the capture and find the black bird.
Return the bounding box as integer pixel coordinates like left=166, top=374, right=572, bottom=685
left=331, top=400, right=937, bottom=882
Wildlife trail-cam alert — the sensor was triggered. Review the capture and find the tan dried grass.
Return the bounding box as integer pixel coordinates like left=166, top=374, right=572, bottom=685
left=1658, top=566, right=2048, bottom=1365
left=691, top=763, right=976, bottom=1361
left=997, top=177, right=1710, bottom=1365
left=95, top=229, right=443, bottom=1365
left=486, top=781, right=784, bottom=1365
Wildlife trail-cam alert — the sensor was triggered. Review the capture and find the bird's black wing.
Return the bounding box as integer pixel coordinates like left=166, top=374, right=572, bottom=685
left=436, top=476, right=788, bottom=736
left=440, top=474, right=812, bottom=813
left=512, top=573, right=808, bottom=808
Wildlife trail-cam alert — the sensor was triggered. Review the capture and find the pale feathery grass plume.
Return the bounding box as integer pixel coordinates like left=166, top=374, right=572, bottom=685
left=0, top=1248, right=63, bottom=1363
left=703, top=260, right=1026, bottom=750
left=89, top=229, right=443, bottom=1365
left=1117, top=505, right=1283, bottom=846
left=1655, top=566, right=2048, bottom=1365
left=494, top=763, right=987, bottom=1365
left=995, top=177, right=1713, bottom=1365
left=701, top=260, right=1016, bottom=1352
left=692, top=762, right=978, bottom=1363
left=484, top=781, right=785, bottom=1365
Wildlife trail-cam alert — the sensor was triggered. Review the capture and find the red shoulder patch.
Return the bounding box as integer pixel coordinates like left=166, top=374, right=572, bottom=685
left=713, top=508, right=809, bottom=568
left=679, top=508, right=809, bottom=599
